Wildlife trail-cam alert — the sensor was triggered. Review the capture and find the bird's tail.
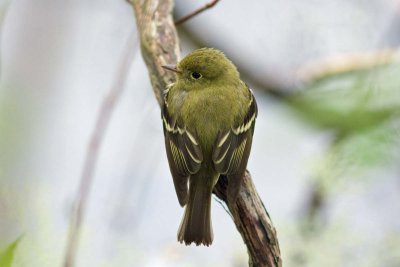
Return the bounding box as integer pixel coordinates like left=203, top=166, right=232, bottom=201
left=177, top=178, right=213, bottom=246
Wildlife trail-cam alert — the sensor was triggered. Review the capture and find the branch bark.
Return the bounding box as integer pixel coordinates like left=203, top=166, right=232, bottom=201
left=131, top=1, right=281, bottom=266
left=213, top=173, right=281, bottom=267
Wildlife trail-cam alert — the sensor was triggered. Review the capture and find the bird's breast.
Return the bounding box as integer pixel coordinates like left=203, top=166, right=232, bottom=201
left=181, top=89, right=238, bottom=154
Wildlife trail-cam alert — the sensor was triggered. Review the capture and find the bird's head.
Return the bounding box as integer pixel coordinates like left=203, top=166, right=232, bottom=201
left=162, top=48, right=239, bottom=90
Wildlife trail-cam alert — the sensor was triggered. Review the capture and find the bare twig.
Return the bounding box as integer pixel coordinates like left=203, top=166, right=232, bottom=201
left=213, top=195, right=233, bottom=219
left=174, top=0, right=220, bottom=25
left=130, top=0, right=282, bottom=266
left=297, top=49, right=400, bottom=83
left=63, top=32, right=138, bottom=267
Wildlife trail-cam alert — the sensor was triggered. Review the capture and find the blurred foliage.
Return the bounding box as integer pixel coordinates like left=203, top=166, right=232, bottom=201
left=0, top=237, right=20, bottom=267
left=288, top=59, right=400, bottom=181
left=284, top=56, right=400, bottom=267
left=290, top=61, right=400, bottom=134
left=283, top=220, right=400, bottom=267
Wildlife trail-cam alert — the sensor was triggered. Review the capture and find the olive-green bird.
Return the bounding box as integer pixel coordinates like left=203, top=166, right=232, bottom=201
left=161, top=48, right=257, bottom=246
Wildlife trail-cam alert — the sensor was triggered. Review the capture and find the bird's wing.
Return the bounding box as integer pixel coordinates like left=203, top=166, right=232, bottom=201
left=162, top=98, right=203, bottom=207
left=212, top=87, right=257, bottom=202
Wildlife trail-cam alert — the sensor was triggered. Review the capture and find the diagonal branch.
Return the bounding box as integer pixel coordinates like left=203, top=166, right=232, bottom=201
left=63, top=32, right=138, bottom=267
left=130, top=0, right=281, bottom=266
left=213, top=173, right=281, bottom=267
left=174, top=0, right=220, bottom=25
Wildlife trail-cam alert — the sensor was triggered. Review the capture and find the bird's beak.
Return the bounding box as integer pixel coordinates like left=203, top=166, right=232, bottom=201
left=162, top=64, right=182, bottom=74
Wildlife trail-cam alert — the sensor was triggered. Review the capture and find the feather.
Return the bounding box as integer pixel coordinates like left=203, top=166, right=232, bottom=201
left=162, top=94, right=203, bottom=206
left=212, top=88, right=257, bottom=202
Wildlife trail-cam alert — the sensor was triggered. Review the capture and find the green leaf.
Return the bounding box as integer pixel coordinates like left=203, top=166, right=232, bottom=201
left=289, top=59, right=400, bottom=181
left=289, top=62, right=400, bottom=134
left=0, top=238, right=21, bottom=267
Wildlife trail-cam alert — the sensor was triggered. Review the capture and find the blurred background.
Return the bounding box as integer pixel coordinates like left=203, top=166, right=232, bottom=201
left=1, top=0, right=400, bottom=266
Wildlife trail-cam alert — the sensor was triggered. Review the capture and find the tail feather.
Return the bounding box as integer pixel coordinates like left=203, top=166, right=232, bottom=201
left=177, top=182, right=213, bottom=246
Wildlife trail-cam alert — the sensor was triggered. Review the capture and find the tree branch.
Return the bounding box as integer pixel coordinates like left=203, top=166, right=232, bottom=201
left=131, top=1, right=282, bottom=266
left=63, top=32, right=138, bottom=267
left=174, top=0, right=220, bottom=26
left=213, top=173, right=281, bottom=267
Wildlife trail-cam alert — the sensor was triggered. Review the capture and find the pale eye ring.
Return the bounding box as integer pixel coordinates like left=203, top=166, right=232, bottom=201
left=191, top=72, right=202, bottom=79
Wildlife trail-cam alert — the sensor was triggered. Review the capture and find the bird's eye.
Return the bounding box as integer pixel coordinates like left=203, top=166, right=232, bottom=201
left=191, top=72, right=202, bottom=80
